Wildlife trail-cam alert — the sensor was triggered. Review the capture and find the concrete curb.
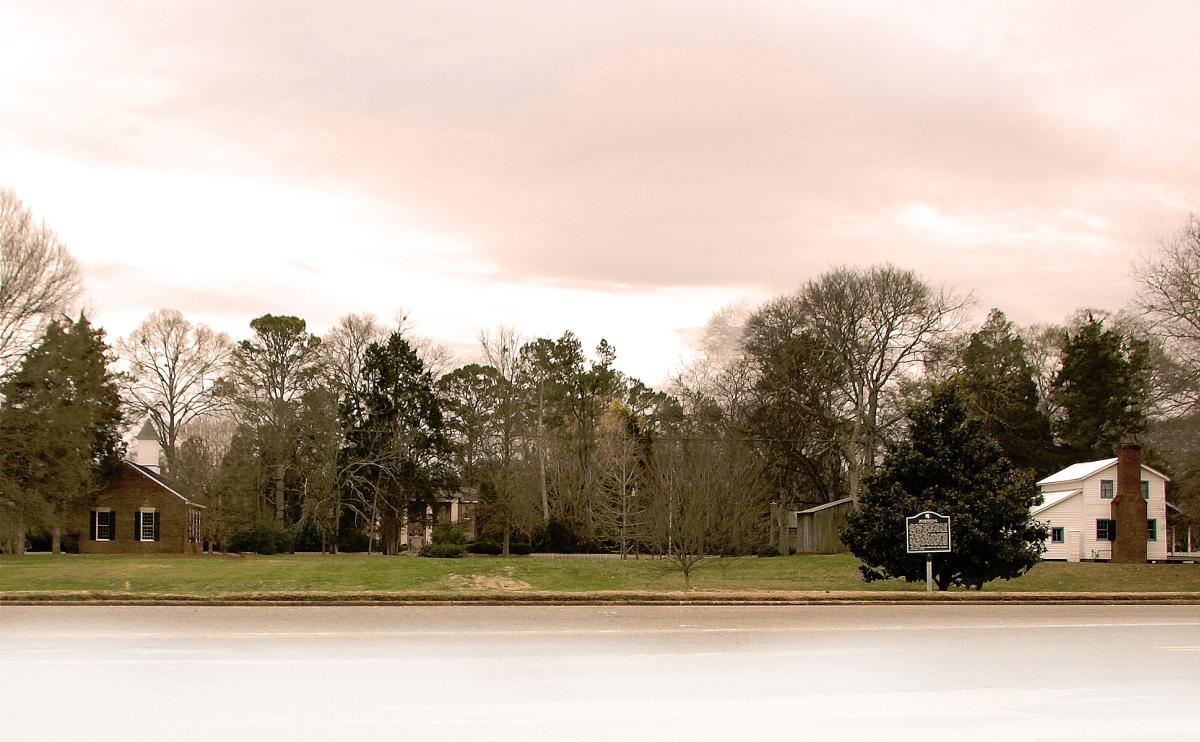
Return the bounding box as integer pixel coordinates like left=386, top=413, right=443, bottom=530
left=3, top=590, right=1198, bottom=606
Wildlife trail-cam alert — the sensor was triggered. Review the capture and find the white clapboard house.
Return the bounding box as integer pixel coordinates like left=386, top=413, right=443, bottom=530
left=1034, top=449, right=1169, bottom=562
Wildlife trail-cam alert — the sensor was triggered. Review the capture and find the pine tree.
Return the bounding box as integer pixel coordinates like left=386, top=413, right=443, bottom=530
left=960, top=309, right=1054, bottom=474
left=1050, top=315, right=1150, bottom=459
left=0, top=315, right=124, bottom=552
left=842, top=383, right=1046, bottom=590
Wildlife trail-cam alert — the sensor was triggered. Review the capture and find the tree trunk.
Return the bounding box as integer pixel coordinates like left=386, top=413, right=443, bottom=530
left=51, top=524, right=62, bottom=554
left=11, top=521, right=26, bottom=554
left=503, top=524, right=511, bottom=558
left=538, top=383, right=549, bottom=522
left=777, top=505, right=789, bottom=556
left=274, top=463, right=286, bottom=523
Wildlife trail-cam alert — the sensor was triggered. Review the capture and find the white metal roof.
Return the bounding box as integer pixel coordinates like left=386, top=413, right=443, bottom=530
left=1036, top=458, right=1117, bottom=486
left=1037, top=457, right=1172, bottom=486
left=1032, top=489, right=1080, bottom=515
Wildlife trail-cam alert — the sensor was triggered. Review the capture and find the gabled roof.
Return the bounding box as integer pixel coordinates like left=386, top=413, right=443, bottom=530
left=1032, top=489, right=1080, bottom=515
left=797, top=497, right=854, bottom=514
left=126, top=462, right=205, bottom=508
left=135, top=420, right=158, bottom=440
left=1036, top=458, right=1172, bottom=486
left=1037, top=458, right=1117, bottom=486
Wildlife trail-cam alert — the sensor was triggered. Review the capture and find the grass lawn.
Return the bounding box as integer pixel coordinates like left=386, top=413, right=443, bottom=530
left=1, top=553, right=1197, bottom=597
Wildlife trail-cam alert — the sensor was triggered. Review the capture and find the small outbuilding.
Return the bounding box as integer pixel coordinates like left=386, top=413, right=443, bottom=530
left=78, top=461, right=205, bottom=555
left=1034, top=445, right=1169, bottom=562
left=792, top=497, right=853, bottom=554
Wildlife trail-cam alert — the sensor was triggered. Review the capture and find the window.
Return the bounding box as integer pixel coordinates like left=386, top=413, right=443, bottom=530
left=1147, top=519, right=1157, bottom=541
left=1100, top=480, right=1114, bottom=499
left=1142, top=480, right=1149, bottom=500
left=1097, top=519, right=1117, bottom=541
left=1051, top=527, right=1065, bottom=544
left=91, top=510, right=114, bottom=541
left=136, top=510, right=159, bottom=542
left=188, top=510, right=201, bottom=543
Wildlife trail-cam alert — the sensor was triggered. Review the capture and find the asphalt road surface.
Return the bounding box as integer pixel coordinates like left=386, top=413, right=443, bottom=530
left=1, top=604, right=1197, bottom=741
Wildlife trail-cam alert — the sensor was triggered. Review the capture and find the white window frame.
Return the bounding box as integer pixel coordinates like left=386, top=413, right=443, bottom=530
left=139, top=508, right=156, bottom=542
left=1051, top=527, right=1065, bottom=544
left=94, top=508, right=113, bottom=541
left=1099, top=479, right=1114, bottom=499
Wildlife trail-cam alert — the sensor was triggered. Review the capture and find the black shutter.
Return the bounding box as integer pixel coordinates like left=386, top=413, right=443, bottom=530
left=135, top=511, right=142, bottom=540
left=152, top=511, right=160, bottom=542
left=89, top=511, right=97, bottom=541
left=109, top=511, right=116, bottom=541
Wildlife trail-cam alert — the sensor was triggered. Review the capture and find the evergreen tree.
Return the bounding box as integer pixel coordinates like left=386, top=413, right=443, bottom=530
left=227, top=314, right=321, bottom=524
left=960, top=309, right=1054, bottom=474
left=0, top=315, right=124, bottom=552
left=842, top=383, right=1046, bottom=590
left=345, top=332, right=451, bottom=554
left=1050, top=315, right=1150, bottom=459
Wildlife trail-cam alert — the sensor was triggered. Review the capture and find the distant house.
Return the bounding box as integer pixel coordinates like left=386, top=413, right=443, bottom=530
left=1035, top=446, right=1169, bottom=562
left=77, top=420, right=204, bottom=554
left=400, top=491, right=478, bottom=550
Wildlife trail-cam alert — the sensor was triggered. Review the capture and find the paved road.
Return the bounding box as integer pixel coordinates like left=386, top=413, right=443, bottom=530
left=1, top=605, right=1196, bottom=740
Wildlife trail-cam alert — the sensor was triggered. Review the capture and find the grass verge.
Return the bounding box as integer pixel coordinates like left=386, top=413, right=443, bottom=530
left=0, top=552, right=1197, bottom=603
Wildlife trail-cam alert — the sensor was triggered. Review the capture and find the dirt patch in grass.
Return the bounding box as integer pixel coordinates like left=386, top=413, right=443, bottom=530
left=443, top=568, right=532, bottom=591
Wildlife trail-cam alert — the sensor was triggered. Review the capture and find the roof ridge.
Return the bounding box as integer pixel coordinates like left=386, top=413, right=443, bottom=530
left=126, top=462, right=204, bottom=508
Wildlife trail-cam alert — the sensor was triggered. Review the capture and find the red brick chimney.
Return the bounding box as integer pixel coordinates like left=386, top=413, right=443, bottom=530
left=1111, top=443, right=1147, bottom=563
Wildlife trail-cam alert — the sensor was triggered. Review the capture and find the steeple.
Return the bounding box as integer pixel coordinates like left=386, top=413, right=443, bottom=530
left=130, top=420, right=162, bottom=471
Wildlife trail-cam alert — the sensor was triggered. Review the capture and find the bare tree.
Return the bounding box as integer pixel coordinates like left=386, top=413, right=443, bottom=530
left=1136, top=215, right=1200, bottom=416
left=0, top=189, right=82, bottom=372
left=594, top=401, right=644, bottom=558
left=323, top=313, right=386, bottom=418
left=1019, top=322, right=1066, bottom=416
left=645, top=439, right=768, bottom=589
left=766, top=265, right=968, bottom=505
left=117, top=309, right=231, bottom=473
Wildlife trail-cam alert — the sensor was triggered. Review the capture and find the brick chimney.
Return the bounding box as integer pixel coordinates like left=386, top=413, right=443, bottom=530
left=1110, top=443, right=1147, bottom=563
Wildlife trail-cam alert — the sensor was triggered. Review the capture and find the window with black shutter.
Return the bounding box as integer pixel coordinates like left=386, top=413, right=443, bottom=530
left=138, top=510, right=159, bottom=542
left=92, top=510, right=114, bottom=541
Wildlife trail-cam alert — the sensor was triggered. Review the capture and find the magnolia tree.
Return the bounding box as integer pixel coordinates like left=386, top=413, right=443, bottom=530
left=842, top=383, right=1046, bottom=590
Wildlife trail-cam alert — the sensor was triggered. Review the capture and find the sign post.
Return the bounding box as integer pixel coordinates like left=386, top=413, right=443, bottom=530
left=906, top=511, right=951, bottom=592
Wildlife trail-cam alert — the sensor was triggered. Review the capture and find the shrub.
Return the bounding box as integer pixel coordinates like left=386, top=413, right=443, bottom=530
left=508, top=541, right=532, bottom=556
left=419, top=542, right=465, bottom=558
left=292, top=520, right=323, bottom=552
left=755, top=544, right=781, bottom=558
left=433, top=524, right=468, bottom=544
left=466, top=540, right=502, bottom=555
left=228, top=521, right=295, bottom=555
left=337, top=528, right=371, bottom=553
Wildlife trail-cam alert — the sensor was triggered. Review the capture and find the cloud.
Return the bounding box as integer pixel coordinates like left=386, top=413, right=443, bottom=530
left=2, top=1, right=1198, bottom=381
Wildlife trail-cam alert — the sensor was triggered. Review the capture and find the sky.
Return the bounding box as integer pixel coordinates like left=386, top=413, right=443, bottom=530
left=2, top=1, right=1197, bottom=385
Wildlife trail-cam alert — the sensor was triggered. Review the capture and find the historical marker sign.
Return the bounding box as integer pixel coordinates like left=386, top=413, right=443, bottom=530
left=906, top=511, right=951, bottom=554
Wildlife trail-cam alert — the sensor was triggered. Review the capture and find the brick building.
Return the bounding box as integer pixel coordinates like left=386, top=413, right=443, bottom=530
left=78, top=461, right=205, bottom=555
